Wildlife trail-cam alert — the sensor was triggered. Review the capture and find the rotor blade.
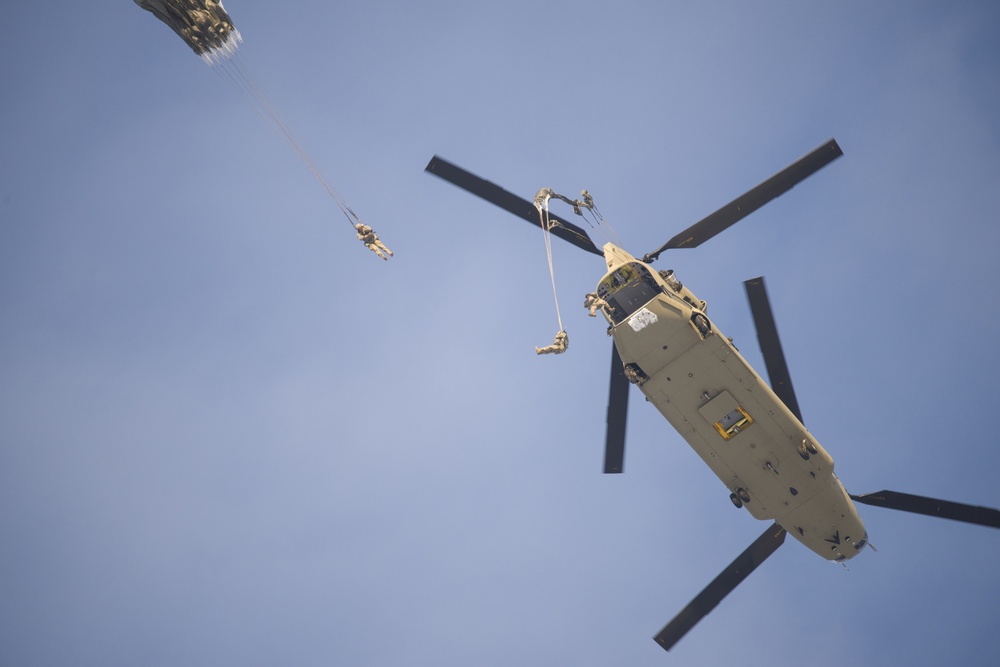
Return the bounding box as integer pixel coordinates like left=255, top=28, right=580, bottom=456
left=644, top=139, right=843, bottom=262
left=604, top=344, right=629, bottom=474
left=425, top=156, right=603, bottom=256
left=743, top=277, right=803, bottom=424
left=850, top=490, right=1000, bottom=529
left=655, top=522, right=787, bottom=651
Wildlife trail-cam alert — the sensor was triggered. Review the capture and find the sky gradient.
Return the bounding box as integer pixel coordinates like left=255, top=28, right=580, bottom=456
left=2, top=2, right=999, bottom=665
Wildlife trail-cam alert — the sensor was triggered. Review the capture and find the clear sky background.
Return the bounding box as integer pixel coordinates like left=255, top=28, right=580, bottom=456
left=2, top=2, right=999, bottom=665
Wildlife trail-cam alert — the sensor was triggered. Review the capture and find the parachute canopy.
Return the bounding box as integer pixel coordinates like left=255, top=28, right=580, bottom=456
left=134, top=0, right=242, bottom=61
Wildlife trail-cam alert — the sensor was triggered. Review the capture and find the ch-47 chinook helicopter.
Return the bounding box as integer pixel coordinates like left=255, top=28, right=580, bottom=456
left=425, top=139, right=1000, bottom=652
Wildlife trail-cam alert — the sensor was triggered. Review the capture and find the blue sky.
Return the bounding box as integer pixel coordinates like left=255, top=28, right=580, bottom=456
left=2, top=1, right=999, bottom=665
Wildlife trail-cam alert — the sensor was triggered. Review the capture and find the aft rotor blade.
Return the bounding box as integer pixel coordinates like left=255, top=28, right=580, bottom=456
left=644, top=139, right=843, bottom=262
left=850, top=490, right=1000, bottom=529
left=604, top=345, right=630, bottom=474
left=743, top=277, right=804, bottom=423
left=655, top=522, right=787, bottom=651
left=425, top=156, right=603, bottom=256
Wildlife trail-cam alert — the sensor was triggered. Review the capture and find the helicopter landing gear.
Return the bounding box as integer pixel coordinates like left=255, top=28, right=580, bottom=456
left=692, top=313, right=711, bottom=338
left=730, top=493, right=743, bottom=509
left=623, top=363, right=649, bottom=385
left=731, top=487, right=751, bottom=508
left=798, top=438, right=817, bottom=460
left=797, top=440, right=811, bottom=460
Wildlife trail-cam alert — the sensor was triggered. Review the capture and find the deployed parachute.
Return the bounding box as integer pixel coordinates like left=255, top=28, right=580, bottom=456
left=134, top=1, right=382, bottom=255
left=133, top=0, right=242, bottom=62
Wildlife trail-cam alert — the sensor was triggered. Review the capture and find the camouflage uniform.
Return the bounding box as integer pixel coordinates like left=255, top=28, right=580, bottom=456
left=355, top=223, right=394, bottom=260
left=583, top=292, right=608, bottom=317
left=536, top=330, right=569, bottom=355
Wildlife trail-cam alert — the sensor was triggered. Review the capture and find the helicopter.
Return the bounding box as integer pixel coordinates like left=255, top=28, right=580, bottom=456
left=424, top=140, right=1000, bottom=652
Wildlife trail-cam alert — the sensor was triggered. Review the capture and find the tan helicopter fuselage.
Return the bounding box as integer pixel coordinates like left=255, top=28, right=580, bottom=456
left=596, top=243, right=867, bottom=561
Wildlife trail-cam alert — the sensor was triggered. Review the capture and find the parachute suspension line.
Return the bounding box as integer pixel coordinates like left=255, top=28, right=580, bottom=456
left=528, top=183, right=620, bottom=353
left=581, top=193, right=624, bottom=249
left=534, top=189, right=565, bottom=334
left=209, top=52, right=362, bottom=228
left=199, top=28, right=243, bottom=66
left=570, top=191, right=622, bottom=249
left=531, top=186, right=624, bottom=250
left=135, top=3, right=389, bottom=259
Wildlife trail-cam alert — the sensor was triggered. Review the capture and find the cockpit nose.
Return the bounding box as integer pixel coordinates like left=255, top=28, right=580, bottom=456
left=832, top=531, right=870, bottom=562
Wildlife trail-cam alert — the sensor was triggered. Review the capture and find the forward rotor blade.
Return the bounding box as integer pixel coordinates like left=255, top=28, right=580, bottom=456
left=743, top=277, right=803, bottom=424
left=655, top=522, right=787, bottom=651
left=850, top=490, right=1000, bottom=529
left=425, top=156, right=603, bottom=256
left=644, top=139, right=843, bottom=262
left=604, top=345, right=630, bottom=474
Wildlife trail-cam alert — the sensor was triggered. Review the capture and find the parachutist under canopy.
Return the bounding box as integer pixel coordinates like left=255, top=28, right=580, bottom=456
left=355, top=223, right=393, bottom=260
left=536, top=330, right=569, bottom=355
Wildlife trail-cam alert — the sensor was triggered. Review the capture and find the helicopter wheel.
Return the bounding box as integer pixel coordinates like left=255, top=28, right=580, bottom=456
left=797, top=441, right=811, bottom=460
left=623, top=363, right=649, bottom=385
left=692, top=314, right=711, bottom=337
left=737, top=487, right=751, bottom=504
left=805, top=440, right=818, bottom=455
left=730, top=492, right=743, bottom=509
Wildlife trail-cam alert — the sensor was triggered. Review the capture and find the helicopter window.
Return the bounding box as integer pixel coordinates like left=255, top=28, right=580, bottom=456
left=598, top=263, right=660, bottom=324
